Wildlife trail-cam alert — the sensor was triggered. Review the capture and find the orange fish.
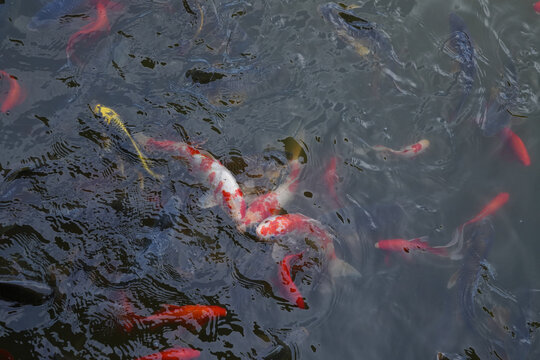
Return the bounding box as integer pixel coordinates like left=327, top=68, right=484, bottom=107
left=0, top=71, right=25, bottom=113
left=500, top=128, right=531, bottom=166
left=134, top=348, right=201, bottom=360
left=121, top=298, right=227, bottom=332
left=66, top=0, right=110, bottom=63
left=375, top=236, right=448, bottom=256
left=372, top=139, right=430, bottom=158
left=463, top=192, right=509, bottom=227
left=278, top=253, right=306, bottom=309
left=324, top=156, right=341, bottom=207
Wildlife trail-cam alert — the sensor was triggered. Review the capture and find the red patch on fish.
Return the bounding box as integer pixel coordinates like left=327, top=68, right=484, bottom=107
left=0, top=71, right=25, bottom=113
left=134, top=348, right=201, bottom=360
left=500, top=128, right=531, bottom=166
left=324, top=157, right=341, bottom=208
left=278, top=253, right=306, bottom=309
left=66, top=0, right=111, bottom=64
left=535, top=1, right=540, bottom=13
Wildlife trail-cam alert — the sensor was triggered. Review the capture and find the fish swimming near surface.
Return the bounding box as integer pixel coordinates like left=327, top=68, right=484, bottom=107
left=135, top=134, right=247, bottom=231
left=462, top=192, right=509, bottom=228
left=256, top=213, right=360, bottom=278
left=134, top=347, right=201, bottom=360
left=121, top=299, right=227, bottom=332
left=372, top=139, right=430, bottom=158
left=278, top=252, right=306, bottom=309
left=0, top=277, right=54, bottom=306
left=93, top=104, right=162, bottom=179
left=499, top=128, right=530, bottom=167
left=0, top=71, right=25, bottom=114
left=374, top=236, right=448, bottom=256
left=318, top=2, right=399, bottom=62
left=27, top=0, right=86, bottom=30
left=446, top=13, right=476, bottom=121
left=242, top=160, right=301, bottom=229
left=66, top=0, right=111, bottom=64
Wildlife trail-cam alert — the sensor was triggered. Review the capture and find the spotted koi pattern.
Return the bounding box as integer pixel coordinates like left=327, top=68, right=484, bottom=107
left=372, top=139, right=430, bottom=158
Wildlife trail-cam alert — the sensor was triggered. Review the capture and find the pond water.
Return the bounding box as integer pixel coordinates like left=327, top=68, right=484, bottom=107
left=1, top=0, right=540, bottom=359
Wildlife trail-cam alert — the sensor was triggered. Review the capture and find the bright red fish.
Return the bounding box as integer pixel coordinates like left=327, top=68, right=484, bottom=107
left=372, top=139, right=430, bottom=158
left=0, top=71, right=25, bottom=113
left=374, top=236, right=448, bottom=256
left=242, top=160, right=301, bottom=228
left=122, top=299, right=227, bottom=332
left=500, top=128, right=531, bottom=166
left=256, top=214, right=360, bottom=278
left=535, top=1, right=540, bottom=13
left=136, top=134, right=247, bottom=231
left=66, top=0, right=110, bottom=63
left=134, top=348, right=201, bottom=360
left=463, top=192, right=509, bottom=227
left=278, top=253, right=306, bottom=309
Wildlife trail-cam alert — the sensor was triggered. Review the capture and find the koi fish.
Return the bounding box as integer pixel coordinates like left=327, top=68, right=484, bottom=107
left=66, top=0, right=110, bottom=63
left=462, top=192, right=509, bottom=227
left=535, top=1, right=540, bottom=13
left=500, top=128, right=530, bottom=166
left=27, top=0, right=86, bottom=31
left=134, top=348, right=201, bottom=360
left=135, top=134, right=247, bottom=231
left=372, top=139, right=430, bottom=158
left=318, top=2, right=398, bottom=62
left=122, top=301, right=227, bottom=332
left=324, top=156, right=341, bottom=207
left=447, top=13, right=475, bottom=121
left=374, top=236, right=448, bottom=256
left=93, top=104, right=161, bottom=179
left=256, top=213, right=360, bottom=278
left=0, top=71, right=25, bottom=113
left=278, top=253, right=306, bottom=309
left=242, top=160, right=301, bottom=228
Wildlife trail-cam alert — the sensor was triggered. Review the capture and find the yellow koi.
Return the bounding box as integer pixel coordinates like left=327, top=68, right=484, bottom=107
left=93, top=104, right=161, bottom=179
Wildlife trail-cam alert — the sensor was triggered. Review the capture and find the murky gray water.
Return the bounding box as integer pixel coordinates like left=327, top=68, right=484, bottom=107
left=1, top=0, right=540, bottom=359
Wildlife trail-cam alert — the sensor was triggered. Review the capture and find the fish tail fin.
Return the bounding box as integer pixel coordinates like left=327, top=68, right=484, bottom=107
left=439, top=226, right=465, bottom=260
left=328, top=258, right=361, bottom=279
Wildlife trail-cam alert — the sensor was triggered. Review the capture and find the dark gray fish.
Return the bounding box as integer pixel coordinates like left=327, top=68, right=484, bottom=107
left=0, top=277, right=54, bottom=305
left=27, top=0, right=86, bottom=31
left=446, top=13, right=476, bottom=121
left=318, top=2, right=398, bottom=63
left=476, top=62, right=519, bottom=137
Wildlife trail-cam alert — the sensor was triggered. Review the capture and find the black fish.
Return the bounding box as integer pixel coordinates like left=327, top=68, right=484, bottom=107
left=0, top=277, right=54, bottom=306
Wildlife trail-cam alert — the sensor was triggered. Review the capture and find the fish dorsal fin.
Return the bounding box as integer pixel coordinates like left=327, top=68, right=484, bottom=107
left=159, top=304, right=184, bottom=312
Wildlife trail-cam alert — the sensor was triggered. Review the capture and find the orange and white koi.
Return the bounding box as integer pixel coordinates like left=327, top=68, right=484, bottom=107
left=134, top=348, right=201, bottom=360
left=374, top=236, right=448, bottom=256
left=136, top=135, right=247, bottom=230
left=500, top=128, right=531, bottom=167
left=66, top=0, right=110, bottom=63
left=372, top=139, right=430, bottom=158
left=242, top=160, right=301, bottom=228
left=278, top=253, right=306, bottom=309
left=121, top=298, right=227, bottom=332
left=256, top=213, right=360, bottom=278
left=0, top=71, right=25, bottom=114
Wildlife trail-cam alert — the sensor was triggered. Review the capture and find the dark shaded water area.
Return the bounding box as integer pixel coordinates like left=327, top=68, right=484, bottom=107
left=1, top=0, right=540, bottom=359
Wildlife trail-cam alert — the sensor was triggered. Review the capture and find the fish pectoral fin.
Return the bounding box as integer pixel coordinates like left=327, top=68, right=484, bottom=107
left=199, top=191, right=220, bottom=209
left=328, top=258, right=361, bottom=279
left=446, top=270, right=460, bottom=289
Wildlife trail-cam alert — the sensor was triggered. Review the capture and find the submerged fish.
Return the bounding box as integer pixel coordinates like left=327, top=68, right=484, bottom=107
left=93, top=104, right=161, bottom=179
left=0, top=71, right=25, bottom=114
left=27, top=0, right=86, bottom=30
left=121, top=300, right=227, bottom=332
left=134, top=347, right=201, bottom=360
left=242, top=160, right=301, bottom=228
left=135, top=134, right=247, bottom=231
left=318, top=2, right=397, bottom=61
left=462, top=192, right=509, bottom=228
left=375, top=236, right=448, bottom=256
left=278, top=252, right=306, bottom=309
left=0, top=277, right=53, bottom=305
left=372, top=139, right=430, bottom=158
left=500, top=128, right=530, bottom=167
left=447, top=13, right=475, bottom=121
left=256, top=213, right=360, bottom=278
